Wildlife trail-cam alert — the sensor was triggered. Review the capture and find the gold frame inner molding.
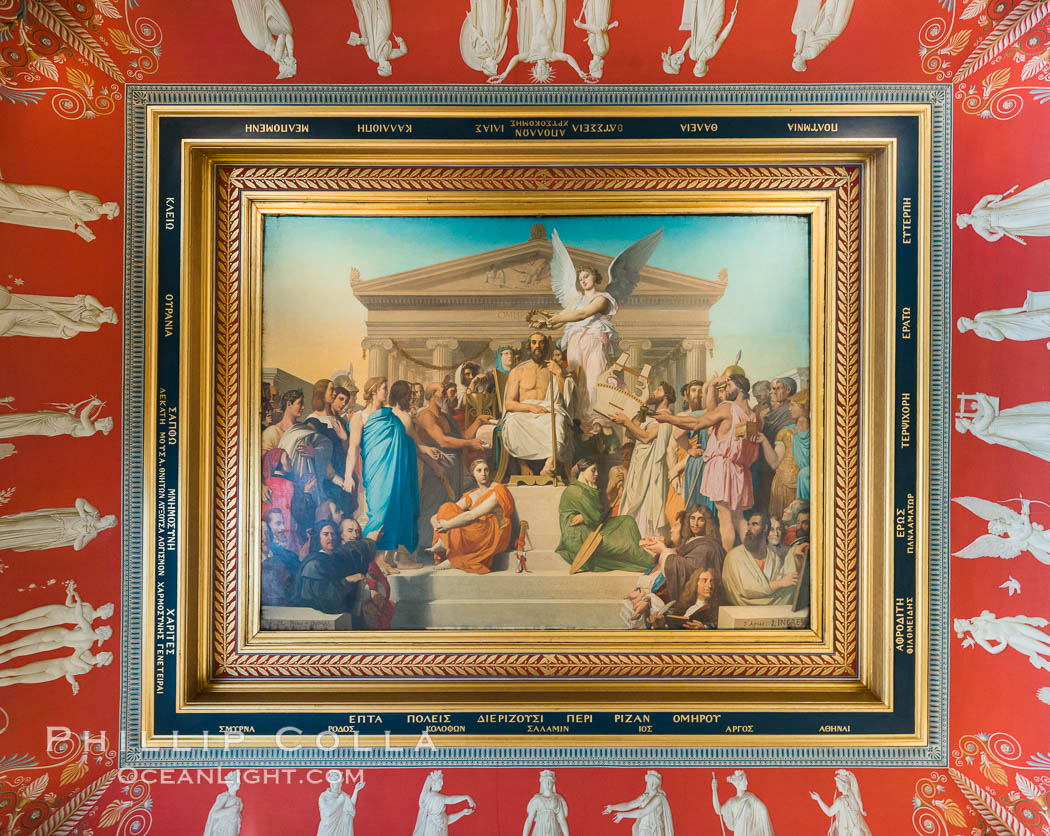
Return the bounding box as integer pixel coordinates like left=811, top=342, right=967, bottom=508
left=138, top=104, right=931, bottom=751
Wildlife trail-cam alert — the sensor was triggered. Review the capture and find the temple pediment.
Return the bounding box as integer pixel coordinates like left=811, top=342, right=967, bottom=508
left=350, top=224, right=727, bottom=307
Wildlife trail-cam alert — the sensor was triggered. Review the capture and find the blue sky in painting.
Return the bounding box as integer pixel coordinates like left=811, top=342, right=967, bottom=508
left=263, top=214, right=810, bottom=384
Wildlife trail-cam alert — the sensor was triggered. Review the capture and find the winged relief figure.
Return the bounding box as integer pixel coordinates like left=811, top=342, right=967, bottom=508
left=535, top=227, right=663, bottom=434
left=952, top=496, right=1050, bottom=565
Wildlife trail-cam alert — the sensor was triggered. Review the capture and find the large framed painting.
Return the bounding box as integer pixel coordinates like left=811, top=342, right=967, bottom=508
left=121, top=84, right=951, bottom=768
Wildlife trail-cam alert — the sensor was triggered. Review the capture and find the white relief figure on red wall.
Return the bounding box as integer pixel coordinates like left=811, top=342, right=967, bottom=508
left=0, top=497, right=116, bottom=552
left=573, top=0, right=618, bottom=79
left=204, top=771, right=244, bottom=836
left=958, top=290, right=1050, bottom=349
left=412, top=770, right=476, bottom=835
left=488, top=0, right=593, bottom=83
left=230, top=0, right=298, bottom=79
left=316, top=770, right=364, bottom=836
left=956, top=611, right=1050, bottom=672
left=0, top=289, right=118, bottom=339
left=604, top=770, right=674, bottom=833
left=0, top=396, right=113, bottom=440
left=809, top=770, right=871, bottom=836
left=348, top=0, right=408, bottom=77
left=790, top=0, right=855, bottom=72
left=461, top=0, right=513, bottom=77
left=955, top=393, right=1050, bottom=463
left=712, top=770, right=775, bottom=835
left=0, top=181, right=118, bottom=241
left=953, top=496, right=1050, bottom=565
left=523, top=770, right=569, bottom=836
left=661, top=0, right=738, bottom=78
left=0, top=581, right=113, bottom=638
left=0, top=648, right=112, bottom=694
left=957, top=179, right=1050, bottom=244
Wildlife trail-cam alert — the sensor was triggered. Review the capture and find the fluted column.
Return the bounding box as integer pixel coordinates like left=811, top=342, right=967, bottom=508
left=361, top=337, right=393, bottom=379
left=426, top=338, right=460, bottom=372
left=681, top=339, right=706, bottom=383
left=620, top=339, right=652, bottom=372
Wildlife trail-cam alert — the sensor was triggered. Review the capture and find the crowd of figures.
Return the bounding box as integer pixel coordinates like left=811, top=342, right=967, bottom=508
left=259, top=325, right=812, bottom=630
left=201, top=766, right=871, bottom=835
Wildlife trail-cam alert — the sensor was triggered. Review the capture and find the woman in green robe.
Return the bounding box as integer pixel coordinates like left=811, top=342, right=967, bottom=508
left=556, top=457, right=653, bottom=572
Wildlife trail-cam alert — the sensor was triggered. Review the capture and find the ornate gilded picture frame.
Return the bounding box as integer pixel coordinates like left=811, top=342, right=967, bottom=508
left=121, top=84, right=950, bottom=768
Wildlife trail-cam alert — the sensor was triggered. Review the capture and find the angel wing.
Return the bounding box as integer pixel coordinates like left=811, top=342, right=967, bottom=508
left=549, top=229, right=581, bottom=308
left=606, top=228, right=664, bottom=305
left=953, top=533, right=1024, bottom=560
left=952, top=496, right=1022, bottom=525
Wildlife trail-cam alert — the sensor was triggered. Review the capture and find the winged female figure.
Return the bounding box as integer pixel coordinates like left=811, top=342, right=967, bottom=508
left=952, top=496, right=1050, bottom=565
left=531, top=227, right=663, bottom=435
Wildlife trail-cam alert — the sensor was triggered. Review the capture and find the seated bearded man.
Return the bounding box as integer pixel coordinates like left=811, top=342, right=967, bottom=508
left=499, top=332, right=574, bottom=476
left=426, top=458, right=514, bottom=574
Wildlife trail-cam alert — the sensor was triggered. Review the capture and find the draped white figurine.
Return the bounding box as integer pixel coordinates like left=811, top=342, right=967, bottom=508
left=317, top=770, right=364, bottom=836
left=957, top=180, right=1050, bottom=245
left=0, top=181, right=118, bottom=241
left=602, top=770, right=673, bottom=834
left=412, top=770, right=475, bottom=835
left=0, top=396, right=113, bottom=439
left=538, top=227, right=663, bottom=435
left=523, top=770, right=569, bottom=836
left=0, top=497, right=117, bottom=552
left=0, top=580, right=114, bottom=639
left=712, top=771, right=775, bottom=835
left=953, top=497, right=1050, bottom=565
left=203, top=771, right=243, bottom=836
left=958, top=290, right=1050, bottom=350
left=347, top=0, right=407, bottom=77
left=790, top=0, right=855, bottom=72
left=0, top=648, right=113, bottom=694
left=230, top=0, right=297, bottom=79
left=956, top=611, right=1050, bottom=671
left=809, top=770, right=871, bottom=836
left=489, top=0, right=592, bottom=83
left=955, top=393, right=1050, bottom=463
left=661, top=0, right=738, bottom=78
left=573, top=0, right=618, bottom=79
left=0, top=289, right=118, bottom=339
left=460, top=0, right=513, bottom=77
left=0, top=620, right=111, bottom=665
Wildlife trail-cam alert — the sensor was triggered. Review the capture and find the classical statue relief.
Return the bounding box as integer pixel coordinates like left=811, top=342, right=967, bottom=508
left=790, top=0, right=855, bottom=72
left=316, top=770, right=364, bottom=836
left=0, top=396, right=113, bottom=439
left=0, top=181, right=118, bottom=241
left=460, top=0, right=513, bottom=76
left=231, top=0, right=298, bottom=79
left=573, top=0, right=618, bottom=79
left=0, top=497, right=117, bottom=552
left=958, top=290, right=1050, bottom=350
left=661, top=0, right=738, bottom=78
left=809, top=770, right=870, bottom=836
left=603, top=770, right=673, bottom=833
left=955, top=393, right=1050, bottom=463
left=0, top=581, right=114, bottom=639
left=488, top=0, right=593, bottom=83
left=0, top=648, right=113, bottom=694
left=203, top=771, right=244, bottom=836
left=347, top=0, right=407, bottom=76
left=953, top=496, right=1050, bottom=564
left=955, top=610, right=1050, bottom=672
left=712, top=770, right=775, bottom=835
left=957, top=179, right=1050, bottom=244
left=0, top=289, right=118, bottom=339
left=523, top=770, right=569, bottom=836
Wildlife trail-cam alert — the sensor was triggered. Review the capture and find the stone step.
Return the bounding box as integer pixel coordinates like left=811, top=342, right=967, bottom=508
left=261, top=606, right=354, bottom=631
left=393, top=597, right=633, bottom=630
left=388, top=557, right=639, bottom=602
left=506, top=484, right=565, bottom=551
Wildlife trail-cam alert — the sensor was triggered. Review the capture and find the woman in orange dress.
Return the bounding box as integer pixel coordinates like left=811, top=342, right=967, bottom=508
left=427, top=458, right=514, bottom=574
